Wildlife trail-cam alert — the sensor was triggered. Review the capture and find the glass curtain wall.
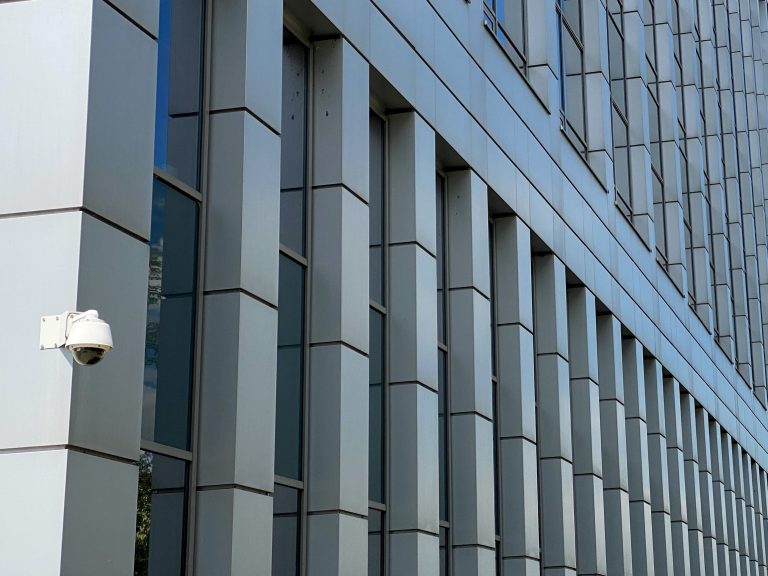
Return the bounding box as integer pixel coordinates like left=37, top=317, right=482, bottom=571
left=489, top=219, right=502, bottom=574
left=368, top=111, right=387, bottom=576
left=272, top=30, right=310, bottom=576
left=436, top=174, right=451, bottom=576
left=136, top=0, right=205, bottom=574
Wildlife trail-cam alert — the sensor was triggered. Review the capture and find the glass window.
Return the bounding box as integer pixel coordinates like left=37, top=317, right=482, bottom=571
left=274, top=30, right=310, bottom=574
left=154, top=0, right=204, bottom=189
left=439, top=526, right=449, bottom=576
left=135, top=451, right=189, bottom=576
left=369, top=114, right=386, bottom=306
left=483, top=0, right=527, bottom=71
left=368, top=111, right=387, bottom=570
left=646, top=0, right=669, bottom=264
left=438, top=349, right=449, bottom=521
left=272, top=484, right=300, bottom=576
left=612, top=107, right=631, bottom=214
left=369, top=309, right=385, bottom=503
left=275, top=255, right=306, bottom=481
left=368, top=508, right=384, bottom=576
left=436, top=174, right=450, bottom=576
left=606, top=0, right=632, bottom=216
left=142, top=179, right=199, bottom=451
left=280, top=38, right=309, bottom=256
left=558, top=0, right=587, bottom=153
left=137, top=0, right=205, bottom=571
left=436, top=176, right=447, bottom=343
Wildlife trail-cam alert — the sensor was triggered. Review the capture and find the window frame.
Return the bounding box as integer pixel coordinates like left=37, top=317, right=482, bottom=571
left=137, top=0, right=211, bottom=573
left=557, top=0, right=589, bottom=156
left=672, top=0, right=696, bottom=304
left=367, top=106, right=390, bottom=576
left=607, top=0, right=633, bottom=217
left=436, top=170, right=453, bottom=576
left=645, top=0, right=669, bottom=268
left=483, top=0, right=528, bottom=74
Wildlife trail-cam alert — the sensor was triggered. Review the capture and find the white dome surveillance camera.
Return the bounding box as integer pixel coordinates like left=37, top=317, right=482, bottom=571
left=40, top=310, right=114, bottom=366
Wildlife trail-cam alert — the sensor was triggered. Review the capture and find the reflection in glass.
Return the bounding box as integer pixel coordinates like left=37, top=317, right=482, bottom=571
left=134, top=451, right=188, bottom=576
left=368, top=508, right=383, bottom=576
left=439, top=526, right=449, bottom=576
left=154, top=0, right=204, bottom=188
left=142, top=179, right=198, bottom=451
left=272, top=484, right=300, bottom=576
left=275, top=255, right=305, bottom=480
left=484, top=0, right=526, bottom=71
left=369, top=310, right=385, bottom=503
left=612, top=107, right=631, bottom=213
left=436, top=174, right=449, bottom=525
left=558, top=0, right=586, bottom=153
left=280, top=36, right=308, bottom=256
left=370, top=114, right=386, bottom=305
left=438, top=350, right=449, bottom=521
left=561, top=0, right=581, bottom=35
left=562, top=29, right=585, bottom=143
left=436, top=176, right=446, bottom=342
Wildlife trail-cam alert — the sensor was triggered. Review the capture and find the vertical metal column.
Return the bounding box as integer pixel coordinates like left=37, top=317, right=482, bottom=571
left=567, top=287, right=607, bottom=576
left=696, top=405, right=721, bottom=576
left=624, top=337, right=654, bottom=576
left=306, top=37, right=370, bottom=576
left=495, top=216, right=540, bottom=576
left=646, top=358, right=675, bottom=576
left=597, top=314, right=633, bottom=574
left=681, top=391, right=706, bottom=575
left=665, top=376, right=692, bottom=576
left=446, top=170, right=495, bottom=575
left=534, top=255, right=577, bottom=576
left=195, top=0, right=282, bottom=572
left=709, top=419, right=733, bottom=576
left=386, top=111, right=440, bottom=576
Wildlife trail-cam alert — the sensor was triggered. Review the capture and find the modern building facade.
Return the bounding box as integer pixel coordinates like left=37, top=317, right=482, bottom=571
left=4, top=0, right=768, bottom=574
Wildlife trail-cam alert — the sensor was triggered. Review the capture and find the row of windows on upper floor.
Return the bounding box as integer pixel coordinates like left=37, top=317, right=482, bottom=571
left=487, top=0, right=768, bottom=391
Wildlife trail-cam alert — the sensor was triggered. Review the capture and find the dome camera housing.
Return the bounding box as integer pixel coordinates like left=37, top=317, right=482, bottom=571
left=40, top=309, right=114, bottom=366
left=65, top=312, right=113, bottom=365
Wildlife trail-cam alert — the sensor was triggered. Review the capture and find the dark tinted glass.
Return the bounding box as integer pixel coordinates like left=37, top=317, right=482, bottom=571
left=143, top=179, right=198, bottom=451
left=436, top=176, right=446, bottom=343
left=369, top=310, right=385, bottom=503
left=154, top=0, right=204, bottom=188
left=439, top=527, right=449, bottom=576
left=275, top=255, right=305, bottom=480
left=561, top=0, right=581, bottom=35
left=272, top=485, right=300, bottom=576
left=501, top=0, right=525, bottom=50
left=489, top=222, right=497, bottom=377
left=135, top=451, right=188, bottom=576
left=492, top=379, right=500, bottom=535
left=562, top=28, right=586, bottom=143
left=612, top=109, right=631, bottom=211
left=438, top=349, right=448, bottom=521
left=368, top=508, right=383, bottom=576
left=280, top=37, right=308, bottom=256
left=370, top=114, right=385, bottom=305
left=608, top=13, right=626, bottom=112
